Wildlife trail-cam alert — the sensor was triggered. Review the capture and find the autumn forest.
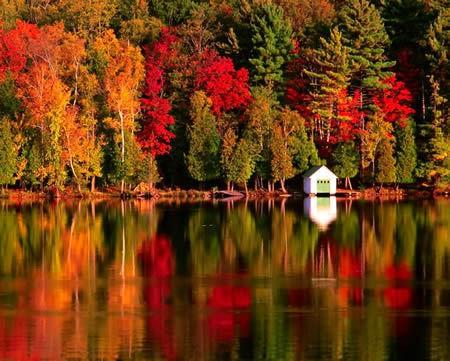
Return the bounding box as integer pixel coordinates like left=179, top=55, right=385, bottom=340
left=0, top=0, right=448, bottom=194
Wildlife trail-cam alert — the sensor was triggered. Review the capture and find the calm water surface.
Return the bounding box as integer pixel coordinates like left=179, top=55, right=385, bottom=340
left=0, top=198, right=449, bottom=361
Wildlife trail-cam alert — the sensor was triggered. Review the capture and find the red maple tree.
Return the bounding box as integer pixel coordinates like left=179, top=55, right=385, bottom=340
left=373, top=75, right=415, bottom=127
left=195, top=50, right=252, bottom=116
left=139, top=28, right=178, bottom=156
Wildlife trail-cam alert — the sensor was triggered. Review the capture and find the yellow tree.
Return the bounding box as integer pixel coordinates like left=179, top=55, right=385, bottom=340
left=17, top=23, right=101, bottom=191
left=93, top=30, right=144, bottom=193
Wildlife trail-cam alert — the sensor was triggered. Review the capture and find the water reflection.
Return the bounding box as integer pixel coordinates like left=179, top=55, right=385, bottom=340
left=304, top=196, right=337, bottom=231
left=0, top=198, right=448, bottom=360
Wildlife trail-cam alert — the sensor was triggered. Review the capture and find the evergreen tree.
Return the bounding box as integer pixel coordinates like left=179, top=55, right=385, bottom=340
left=375, top=137, right=396, bottom=185
left=21, top=131, right=44, bottom=189
left=332, top=141, right=359, bottom=189
left=291, top=123, right=322, bottom=174
left=249, top=3, right=293, bottom=94
left=395, top=120, right=417, bottom=183
left=425, top=6, right=449, bottom=98
left=304, top=27, right=350, bottom=142
left=419, top=77, right=450, bottom=184
left=0, top=119, right=17, bottom=188
left=148, top=0, right=196, bottom=25
left=382, top=0, right=433, bottom=50
left=338, top=0, right=394, bottom=105
left=0, top=77, right=21, bottom=118
left=186, top=91, right=220, bottom=182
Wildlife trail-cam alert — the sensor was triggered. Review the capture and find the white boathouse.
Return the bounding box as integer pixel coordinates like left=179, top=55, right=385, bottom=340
left=303, top=165, right=338, bottom=195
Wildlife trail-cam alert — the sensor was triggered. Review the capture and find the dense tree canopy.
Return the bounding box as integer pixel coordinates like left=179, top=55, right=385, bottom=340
left=0, top=0, right=448, bottom=192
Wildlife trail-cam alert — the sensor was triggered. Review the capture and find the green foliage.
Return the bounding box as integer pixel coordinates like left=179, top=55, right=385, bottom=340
left=0, top=118, right=17, bottom=186
left=186, top=91, right=220, bottom=182
left=382, top=0, right=433, bottom=50
left=270, top=126, right=294, bottom=182
left=246, top=86, right=278, bottom=180
left=338, top=0, right=394, bottom=90
left=395, top=120, right=416, bottom=183
left=21, top=131, right=44, bottom=188
left=122, top=131, right=144, bottom=185
left=249, top=3, right=293, bottom=93
left=375, top=137, right=396, bottom=184
left=418, top=77, right=450, bottom=184
left=304, top=27, right=350, bottom=135
left=290, top=122, right=322, bottom=174
left=425, top=8, right=449, bottom=94
left=149, top=0, right=197, bottom=25
left=332, top=141, right=359, bottom=179
left=102, top=132, right=123, bottom=185
left=0, top=77, right=21, bottom=118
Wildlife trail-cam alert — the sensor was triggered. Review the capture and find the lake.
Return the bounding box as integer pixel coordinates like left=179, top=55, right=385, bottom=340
left=0, top=197, right=449, bottom=361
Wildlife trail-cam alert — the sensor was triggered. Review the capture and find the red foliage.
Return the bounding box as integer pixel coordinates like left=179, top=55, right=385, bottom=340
left=338, top=249, right=362, bottom=279
left=395, top=48, right=420, bottom=99
left=139, top=235, right=174, bottom=278
left=195, top=50, right=251, bottom=116
left=383, top=288, right=412, bottom=309
left=373, top=75, right=415, bottom=127
left=337, top=286, right=363, bottom=306
left=0, top=21, right=40, bottom=81
left=140, top=235, right=177, bottom=359
left=383, top=262, right=412, bottom=309
left=207, top=285, right=251, bottom=309
left=334, top=89, right=363, bottom=142
left=384, top=262, right=412, bottom=281
left=148, top=27, right=180, bottom=69
left=206, top=284, right=251, bottom=343
left=139, top=28, right=178, bottom=156
left=285, top=56, right=314, bottom=120
left=140, top=62, right=175, bottom=156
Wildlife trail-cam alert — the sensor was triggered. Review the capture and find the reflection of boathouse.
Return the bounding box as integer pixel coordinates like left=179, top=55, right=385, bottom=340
left=304, top=196, right=337, bottom=231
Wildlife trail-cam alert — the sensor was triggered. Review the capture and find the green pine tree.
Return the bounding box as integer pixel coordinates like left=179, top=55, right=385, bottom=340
left=375, top=137, right=396, bottom=185
left=339, top=0, right=394, bottom=106
left=425, top=6, right=449, bottom=99
left=332, top=141, right=359, bottom=189
left=186, top=91, right=220, bottom=182
left=395, top=120, right=417, bottom=183
left=420, top=77, right=450, bottom=185
left=249, top=3, right=293, bottom=95
left=304, top=27, right=350, bottom=142
left=0, top=118, right=17, bottom=188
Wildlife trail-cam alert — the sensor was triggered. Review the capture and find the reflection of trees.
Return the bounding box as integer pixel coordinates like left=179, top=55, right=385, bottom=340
left=0, top=199, right=448, bottom=360
left=188, top=208, right=222, bottom=275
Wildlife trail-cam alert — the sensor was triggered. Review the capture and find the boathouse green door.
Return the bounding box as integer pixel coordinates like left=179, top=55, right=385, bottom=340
left=317, top=179, right=330, bottom=193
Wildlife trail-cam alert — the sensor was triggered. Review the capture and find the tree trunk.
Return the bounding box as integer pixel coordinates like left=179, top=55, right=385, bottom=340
left=227, top=181, right=231, bottom=191
left=280, top=178, right=287, bottom=193
left=421, top=75, right=426, bottom=122
left=91, top=176, right=96, bottom=193
left=348, top=177, right=353, bottom=190
left=148, top=156, right=156, bottom=191
left=244, top=182, right=248, bottom=197
left=119, top=111, right=125, bottom=195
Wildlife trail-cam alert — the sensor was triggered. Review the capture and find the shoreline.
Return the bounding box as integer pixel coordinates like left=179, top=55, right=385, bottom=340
left=1, top=185, right=449, bottom=202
